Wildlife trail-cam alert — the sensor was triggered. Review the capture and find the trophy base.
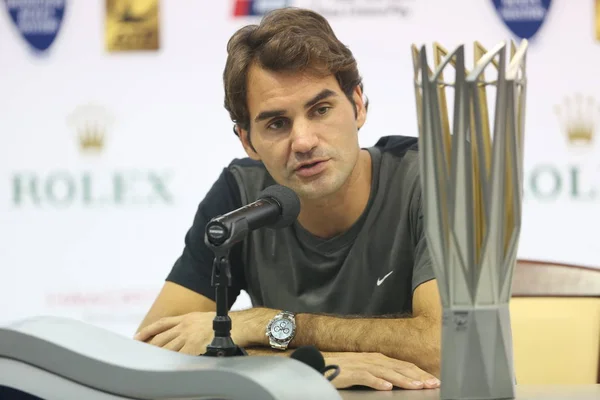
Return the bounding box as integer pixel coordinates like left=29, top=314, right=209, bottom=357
left=440, top=304, right=516, bottom=400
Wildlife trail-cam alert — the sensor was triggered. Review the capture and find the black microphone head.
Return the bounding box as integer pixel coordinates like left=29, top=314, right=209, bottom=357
left=258, top=185, right=301, bottom=229
left=290, top=345, right=325, bottom=372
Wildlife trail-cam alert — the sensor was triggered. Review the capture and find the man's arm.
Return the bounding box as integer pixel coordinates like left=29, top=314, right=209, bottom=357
left=234, top=279, right=442, bottom=375
left=136, top=282, right=216, bottom=333
left=245, top=347, right=293, bottom=356
left=244, top=343, right=440, bottom=390
left=298, top=279, right=441, bottom=374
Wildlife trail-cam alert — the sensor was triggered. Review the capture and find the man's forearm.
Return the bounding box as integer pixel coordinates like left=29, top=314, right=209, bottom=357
left=294, top=313, right=440, bottom=373
left=233, top=308, right=440, bottom=374
left=245, top=347, right=293, bottom=357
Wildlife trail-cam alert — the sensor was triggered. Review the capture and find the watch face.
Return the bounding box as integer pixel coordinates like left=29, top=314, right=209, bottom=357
left=270, top=318, right=294, bottom=340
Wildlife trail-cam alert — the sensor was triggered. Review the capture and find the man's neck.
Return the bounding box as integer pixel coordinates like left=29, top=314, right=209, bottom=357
left=297, top=149, right=372, bottom=239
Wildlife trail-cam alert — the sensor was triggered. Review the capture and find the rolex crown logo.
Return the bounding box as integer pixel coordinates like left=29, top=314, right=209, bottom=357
left=67, top=104, right=113, bottom=153
left=554, top=94, right=598, bottom=146
left=77, top=122, right=105, bottom=151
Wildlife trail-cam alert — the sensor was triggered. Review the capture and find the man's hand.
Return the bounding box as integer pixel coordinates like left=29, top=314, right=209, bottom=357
left=134, top=311, right=222, bottom=355
left=323, top=352, right=441, bottom=391
left=135, top=309, right=278, bottom=355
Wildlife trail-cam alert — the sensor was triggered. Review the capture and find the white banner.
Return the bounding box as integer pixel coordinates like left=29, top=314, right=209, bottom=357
left=0, top=0, right=597, bottom=337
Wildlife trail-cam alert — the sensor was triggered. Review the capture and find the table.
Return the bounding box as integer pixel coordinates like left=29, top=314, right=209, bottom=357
left=340, top=385, right=600, bottom=399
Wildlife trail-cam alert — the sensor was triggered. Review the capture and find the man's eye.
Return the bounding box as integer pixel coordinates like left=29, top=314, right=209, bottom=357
left=315, top=106, right=330, bottom=116
left=268, top=119, right=286, bottom=130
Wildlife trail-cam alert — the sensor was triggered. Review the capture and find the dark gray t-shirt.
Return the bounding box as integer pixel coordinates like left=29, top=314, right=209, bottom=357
left=167, top=135, right=435, bottom=316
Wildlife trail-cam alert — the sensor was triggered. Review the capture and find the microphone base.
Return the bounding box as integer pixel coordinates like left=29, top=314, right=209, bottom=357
left=204, top=338, right=248, bottom=357
left=204, top=241, right=250, bottom=358
left=202, top=251, right=248, bottom=358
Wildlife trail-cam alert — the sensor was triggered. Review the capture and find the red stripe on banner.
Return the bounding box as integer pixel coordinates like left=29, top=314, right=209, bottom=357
left=233, top=0, right=251, bottom=16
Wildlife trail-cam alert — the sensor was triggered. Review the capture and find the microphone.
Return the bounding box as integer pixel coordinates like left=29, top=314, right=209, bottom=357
left=290, top=346, right=341, bottom=382
left=205, top=184, right=301, bottom=250
left=202, top=185, right=300, bottom=358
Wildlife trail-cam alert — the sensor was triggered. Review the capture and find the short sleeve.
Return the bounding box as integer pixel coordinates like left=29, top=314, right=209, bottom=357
left=166, top=168, right=246, bottom=309
left=410, top=179, right=437, bottom=293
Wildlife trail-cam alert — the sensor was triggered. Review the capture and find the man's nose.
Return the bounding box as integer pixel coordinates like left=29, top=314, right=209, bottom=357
left=290, top=121, right=319, bottom=154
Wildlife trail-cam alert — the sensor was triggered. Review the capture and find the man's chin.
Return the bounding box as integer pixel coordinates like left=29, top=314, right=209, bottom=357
left=295, top=189, right=325, bottom=201
left=291, top=179, right=341, bottom=201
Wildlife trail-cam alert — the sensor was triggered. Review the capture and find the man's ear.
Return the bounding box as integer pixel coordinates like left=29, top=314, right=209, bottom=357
left=236, top=125, right=261, bottom=161
left=352, top=85, right=367, bottom=130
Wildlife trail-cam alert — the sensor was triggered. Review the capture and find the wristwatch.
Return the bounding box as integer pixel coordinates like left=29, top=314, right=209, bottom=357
left=266, top=311, right=297, bottom=350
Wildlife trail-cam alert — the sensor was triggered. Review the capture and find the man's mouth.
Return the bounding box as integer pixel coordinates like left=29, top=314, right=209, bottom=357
left=298, top=161, right=322, bottom=170
left=295, top=160, right=329, bottom=177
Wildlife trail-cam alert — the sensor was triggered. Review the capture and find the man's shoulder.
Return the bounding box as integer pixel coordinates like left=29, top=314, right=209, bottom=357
left=373, top=135, right=419, bottom=159
left=226, top=157, right=265, bottom=170
left=372, top=135, right=421, bottom=180
left=223, top=157, right=275, bottom=204
left=372, top=135, right=419, bottom=159
left=371, top=135, right=421, bottom=204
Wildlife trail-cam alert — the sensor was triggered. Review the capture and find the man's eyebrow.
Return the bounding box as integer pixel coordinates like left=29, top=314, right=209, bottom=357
left=255, top=109, right=286, bottom=123
left=253, top=89, right=338, bottom=123
left=304, top=89, right=337, bottom=109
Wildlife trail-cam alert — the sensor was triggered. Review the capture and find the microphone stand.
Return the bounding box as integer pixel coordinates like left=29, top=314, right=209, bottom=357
left=200, top=189, right=293, bottom=357
left=203, top=231, right=248, bottom=357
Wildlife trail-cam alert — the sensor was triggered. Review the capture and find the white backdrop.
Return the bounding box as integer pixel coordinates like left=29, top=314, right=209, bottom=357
left=1, top=0, right=598, bottom=337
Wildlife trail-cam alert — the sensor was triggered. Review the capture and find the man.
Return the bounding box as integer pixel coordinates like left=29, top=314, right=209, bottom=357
left=135, top=7, right=442, bottom=392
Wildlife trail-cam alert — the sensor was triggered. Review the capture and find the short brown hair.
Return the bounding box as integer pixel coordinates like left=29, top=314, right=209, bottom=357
left=223, top=7, right=367, bottom=133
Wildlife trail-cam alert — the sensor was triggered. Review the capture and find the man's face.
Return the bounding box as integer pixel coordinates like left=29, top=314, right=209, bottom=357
left=240, top=63, right=367, bottom=200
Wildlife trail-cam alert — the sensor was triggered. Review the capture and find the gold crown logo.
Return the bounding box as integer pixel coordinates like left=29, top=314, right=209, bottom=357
left=67, top=104, right=113, bottom=153
left=77, top=122, right=105, bottom=151
left=554, top=94, right=598, bottom=146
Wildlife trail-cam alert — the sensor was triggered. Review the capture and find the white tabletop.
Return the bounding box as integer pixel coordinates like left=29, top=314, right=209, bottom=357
left=340, top=385, right=600, bottom=399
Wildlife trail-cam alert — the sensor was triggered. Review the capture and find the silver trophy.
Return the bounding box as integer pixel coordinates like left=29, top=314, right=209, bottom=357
left=411, top=40, right=528, bottom=400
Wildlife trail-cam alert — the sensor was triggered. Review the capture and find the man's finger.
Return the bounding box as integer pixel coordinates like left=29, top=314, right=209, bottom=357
left=163, top=337, right=185, bottom=352
left=376, top=367, right=425, bottom=390
left=134, top=317, right=180, bottom=342
left=147, top=328, right=179, bottom=348
left=180, top=342, right=205, bottom=356
left=351, top=370, right=393, bottom=391
left=391, top=362, right=440, bottom=388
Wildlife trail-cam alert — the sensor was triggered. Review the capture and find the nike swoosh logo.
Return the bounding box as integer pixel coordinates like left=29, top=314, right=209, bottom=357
left=377, top=271, right=394, bottom=286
